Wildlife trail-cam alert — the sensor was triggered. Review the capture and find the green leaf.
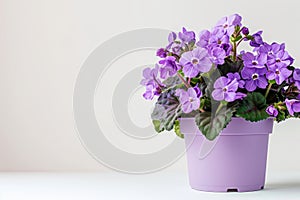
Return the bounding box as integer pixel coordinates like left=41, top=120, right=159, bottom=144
left=217, top=58, right=244, bottom=75
left=236, top=92, right=269, bottom=122
left=276, top=110, right=286, bottom=123
left=162, top=76, right=181, bottom=89
left=151, top=89, right=182, bottom=132
left=195, top=104, right=235, bottom=141
left=174, top=120, right=184, bottom=139
left=152, top=120, right=162, bottom=132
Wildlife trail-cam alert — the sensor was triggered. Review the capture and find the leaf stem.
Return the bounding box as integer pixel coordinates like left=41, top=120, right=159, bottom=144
left=199, top=108, right=205, bottom=113
left=215, top=102, right=224, bottom=115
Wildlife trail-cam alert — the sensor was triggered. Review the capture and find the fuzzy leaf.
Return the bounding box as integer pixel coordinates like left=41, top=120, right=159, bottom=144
left=276, top=110, right=286, bottom=123
left=162, top=76, right=181, bottom=89
left=217, top=58, right=244, bottom=75
left=236, top=92, right=269, bottom=122
left=151, top=89, right=182, bottom=132
left=174, top=120, right=184, bottom=138
left=195, top=105, right=235, bottom=141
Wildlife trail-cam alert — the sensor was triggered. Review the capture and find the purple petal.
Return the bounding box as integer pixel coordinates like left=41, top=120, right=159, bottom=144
left=183, top=64, right=199, bottom=78
left=257, top=53, right=267, bottom=65
left=243, top=52, right=255, bottom=62
left=256, top=77, right=268, bottom=89
left=142, top=68, right=151, bottom=79
left=226, top=78, right=239, bottom=92
left=187, top=87, right=197, bottom=98
left=241, top=67, right=255, bottom=79
left=214, top=77, right=228, bottom=89
left=191, top=99, right=200, bottom=110
left=285, top=99, right=296, bottom=116
left=266, top=105, right=278, bottom=117
left=212, top=89, right=225, bottom=101
left=293, top=102, right=300, bottom=113
left=295, top=81, right=300, bottom=90
left=224, top=91, right=237, bottom=102
left=228, top=14, right=242, bottom=27
left=198, top=57, right=212, bottom=73
left=193, top=47, right=207, bottom=60
left=281, top=67, right=292, bottom=78
left=245, top=80, right=257, bottom=91
left=235, top=92, right=246, bottom=100
left=168, top=32, right=176, bottom=43
left=293, top=69, right=300, bottom=81
left=266, top=71, right=276, bottom=81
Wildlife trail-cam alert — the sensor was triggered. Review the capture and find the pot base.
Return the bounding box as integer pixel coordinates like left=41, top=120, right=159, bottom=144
left=190, top=184, right=264, bottom=193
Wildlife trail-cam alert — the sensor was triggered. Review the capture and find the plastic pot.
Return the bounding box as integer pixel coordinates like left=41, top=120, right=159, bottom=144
left=180, top=117, right=274, bottom=192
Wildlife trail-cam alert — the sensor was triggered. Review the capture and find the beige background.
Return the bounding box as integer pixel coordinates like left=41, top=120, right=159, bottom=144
left=1, top=0, right=300, bottom=172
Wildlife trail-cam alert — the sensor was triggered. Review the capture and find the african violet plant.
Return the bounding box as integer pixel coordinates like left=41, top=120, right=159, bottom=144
left=141, top=14, right=300, bottom=140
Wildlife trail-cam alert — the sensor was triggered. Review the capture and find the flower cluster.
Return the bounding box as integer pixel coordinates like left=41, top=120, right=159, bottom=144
left=141, top=14, right=300, bottom=140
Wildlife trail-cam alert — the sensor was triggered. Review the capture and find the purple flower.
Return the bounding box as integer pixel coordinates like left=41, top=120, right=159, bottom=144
left=259, top=42, right=294, bottom=67
left=293, top=68, right=300, bottom=90
left=209, top=28, right=230, bottom=48
left=198, top=30, right=210, bottom=48
left=241, top=67, right=268, bottom=91
left=266, top=64, right=292, bottom=85
left=143, top=84, right=162, bottom=100
left=250, top=31, right=264, bottom=47
left=227, top=72, right=245, bottom=88
left=198, top=28, right=231, bottom=55
left=266, top=105, right=278, bottom=117
left=242, top=52, right=267, bottom=69
left=285, top=99, right=300, bottom=116
left=179, top=47, right=212, bottom=78
left=267, top=50, right=294, bottom=68
left=197, top=28, right=231, bottom=65
left=156, top=48, right=167, bottom=58
left=166, top=32, right=181, bottom=54
left=159, top=56, right=179, bottom=79
left=209, top=46, right=226, bottom=65
left=258, top=42, right=285, bottom=56
left=141, top=65, right=164, bottom=100
left=215, top=14, right=242, bottom=35
left=175, top=88, right=201, bottom=113
left=178, top=27, right=195, bottom=43
left=140, top=65, right=161, bottom=86
left=211, top=77, right=246, bottom=102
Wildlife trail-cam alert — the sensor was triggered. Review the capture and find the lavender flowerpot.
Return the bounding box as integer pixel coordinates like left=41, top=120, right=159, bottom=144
left=180, top=117, right=274, bottom=192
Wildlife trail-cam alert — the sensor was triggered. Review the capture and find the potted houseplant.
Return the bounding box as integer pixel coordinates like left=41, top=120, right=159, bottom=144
left=140, top=14, right=300, bottom=192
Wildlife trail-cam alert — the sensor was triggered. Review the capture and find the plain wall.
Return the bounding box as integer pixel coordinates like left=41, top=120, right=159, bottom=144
left=1, top=0, right=300, bottom=172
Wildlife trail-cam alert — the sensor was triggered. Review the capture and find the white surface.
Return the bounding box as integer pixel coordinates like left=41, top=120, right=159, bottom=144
left=0, top=172, right=299, bottom=200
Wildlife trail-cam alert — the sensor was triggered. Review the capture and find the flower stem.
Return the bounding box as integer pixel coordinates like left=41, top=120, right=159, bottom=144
left=177, top=72, right=191, bottom=88
left=232, top=41, right=237, bottom=62
left=265, top=83, right=273, bottom=98
left=153, top=76, right=164, bottom=89
left=236, top=36, right=247, bottom=47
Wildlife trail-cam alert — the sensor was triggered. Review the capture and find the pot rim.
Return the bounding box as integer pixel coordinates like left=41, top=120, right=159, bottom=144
left=179, top=117, right=274, bottom=135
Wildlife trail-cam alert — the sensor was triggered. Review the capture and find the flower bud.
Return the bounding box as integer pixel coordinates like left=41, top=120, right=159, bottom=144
left=241, top=27, right=249, bottom=35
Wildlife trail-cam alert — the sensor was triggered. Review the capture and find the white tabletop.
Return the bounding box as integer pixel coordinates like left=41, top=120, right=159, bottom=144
left=0, top=171, right=299, bottom=200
